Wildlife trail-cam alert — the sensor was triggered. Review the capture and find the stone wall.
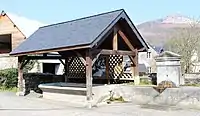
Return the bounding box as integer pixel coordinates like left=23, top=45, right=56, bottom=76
left=184, top=73, right=200, bottom=84
left=0, top=54, right=17, bottom=70
left=39, top=84, right=200, bottom=109
left=24, top=73, right=64, bottom=94
left=92, top=85, right=200, bottom=109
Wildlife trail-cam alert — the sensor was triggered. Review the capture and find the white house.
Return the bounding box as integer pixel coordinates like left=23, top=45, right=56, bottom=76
left=138, top=43, right=164, bottom=74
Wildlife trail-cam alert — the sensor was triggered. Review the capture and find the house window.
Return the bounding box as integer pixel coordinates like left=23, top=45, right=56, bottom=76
left=148, top=67, right=152, bottom=73
left=0, top=34, right=12, bottom=54
left=43, top=63, right=58, bottom=74
left=147, top=52, right=151, bottom=58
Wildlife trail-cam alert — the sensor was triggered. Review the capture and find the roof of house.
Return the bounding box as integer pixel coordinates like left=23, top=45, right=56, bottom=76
left=158, top=51, right=181, bottom=57
left=139, top=63, right=147, bottom=73
left=1, top=11, right=45, bottom=38
left=10, top=9, right=148, bottom=56
left=147, top=42, right=164, bottom=54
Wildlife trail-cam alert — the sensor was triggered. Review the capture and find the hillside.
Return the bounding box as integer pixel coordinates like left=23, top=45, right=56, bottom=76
left=137, top=14, right=195, bottom=46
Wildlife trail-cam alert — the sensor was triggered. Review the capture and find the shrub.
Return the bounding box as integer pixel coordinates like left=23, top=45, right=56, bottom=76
left=140, top=78, right=152, bottom=85
left=0, top=68, right=18, bottom=88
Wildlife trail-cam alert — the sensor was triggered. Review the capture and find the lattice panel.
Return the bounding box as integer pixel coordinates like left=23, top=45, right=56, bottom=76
left=92, top=55, right=134, bottom=80
left=120, top=73, right=133, bottom=79
left=67, top=57, right=86, bottom=78
left=109, top=55, right=123, bottom=79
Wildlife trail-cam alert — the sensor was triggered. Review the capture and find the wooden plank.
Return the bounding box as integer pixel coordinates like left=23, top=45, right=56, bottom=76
left=18, top=56, right=24, bottom=92
left=59, top=59, right=65, bottom=65
left=118, top=30, right=135, bottom=52
left=92, top=52, right=101, bottom=66
left=92, top=49, right=136, bottom=56
left=86, top=49, right=93, bottom=104
left=138, top=47, right=146, bottom=52
left=10, top=45, right=90, bottom=56
left=25, top=56, right=66, bottom=60
left=113, top=26, right=118, bottom=50
left=129, top=56, right=136, bottom=67
left=105, top=56, right=110, bottom=84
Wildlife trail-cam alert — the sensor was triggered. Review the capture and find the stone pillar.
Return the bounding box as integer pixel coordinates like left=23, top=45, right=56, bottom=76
left=16, top=56, right=25, bottom=96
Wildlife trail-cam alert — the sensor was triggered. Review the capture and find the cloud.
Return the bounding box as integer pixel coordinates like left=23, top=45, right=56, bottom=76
left=7, top=12, right=46, bottom=38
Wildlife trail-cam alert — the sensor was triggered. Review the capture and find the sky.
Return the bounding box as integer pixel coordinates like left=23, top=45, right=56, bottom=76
left=1, top=0, right=200, bottom=25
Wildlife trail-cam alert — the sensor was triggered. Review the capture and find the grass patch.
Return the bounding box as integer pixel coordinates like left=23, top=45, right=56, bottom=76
left=140, top=79, right=152, bottom=85
left=108, top=96, right=125, bottom=102
left=125, top=79, right=152, bottom=86
left=0, top=86, right=18, bottom=92
left=107, top=96, right=126, bottom=104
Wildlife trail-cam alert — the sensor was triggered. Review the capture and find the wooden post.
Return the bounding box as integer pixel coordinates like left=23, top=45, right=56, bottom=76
left=113, top=26, right=118, bottom=50
left=64, top=58, right=68, bottom=82
left=134, top=50, right=140, bottom=85
left=105, top=56, right=110, bottom=84
left=86, top=49, right=92, bottom=108
left=113, top=26, right=118, bottom=80
left=17, top=56, right=24, bottom=96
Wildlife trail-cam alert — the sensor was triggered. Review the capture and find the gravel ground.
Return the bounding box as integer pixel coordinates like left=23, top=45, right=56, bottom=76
left=1, top=92, right=200, bottom=116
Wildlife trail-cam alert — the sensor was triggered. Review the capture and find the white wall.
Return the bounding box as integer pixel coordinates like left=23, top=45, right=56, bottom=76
left=138, top=47, right=159, bottom=73
left=29, top=59, right=64, bottom=75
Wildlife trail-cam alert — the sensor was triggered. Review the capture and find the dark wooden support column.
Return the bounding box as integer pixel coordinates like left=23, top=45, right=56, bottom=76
left=17, top=56, right=25, bottom=96
left=64, top=58, right=69, bottom=82
left=86, top=49, right=93, bottom=107
left=105, top=56, right=110, bottom=84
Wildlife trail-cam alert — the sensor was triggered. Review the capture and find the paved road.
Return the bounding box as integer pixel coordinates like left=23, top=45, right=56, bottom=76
left=1, top=92, right=200, bottom=116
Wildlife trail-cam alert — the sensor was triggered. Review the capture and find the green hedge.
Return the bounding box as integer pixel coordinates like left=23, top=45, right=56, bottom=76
left=0, top=68, right=18, bottom=88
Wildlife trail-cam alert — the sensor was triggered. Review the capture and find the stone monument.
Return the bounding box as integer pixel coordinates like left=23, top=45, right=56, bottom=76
left=155, top=51, right=183, bottom=87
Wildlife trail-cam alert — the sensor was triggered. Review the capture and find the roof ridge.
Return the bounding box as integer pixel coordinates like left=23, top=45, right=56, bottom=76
left=40, top=9, right=124, bottom=28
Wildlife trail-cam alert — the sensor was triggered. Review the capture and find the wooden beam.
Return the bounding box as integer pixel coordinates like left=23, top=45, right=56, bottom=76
left=21, top=59, right=30, bottom=69
left=92, top=49, right=136, bottom=56
left=86, top=49, right=93, bottom=107
left=25, top=56, right=65, bottom=60
left=92, top=52, right=101, bottom=66
left=10, top=45, right=90, bottom=56
left=74, top=51, right=86, bottom=65
left=113, top=26, right=118, bottom=50
left=129, top=56, right=136, bottom=67
left=59, top=59, right=65, bottom=65
left=118, top=30, right=135, bottom=52
left=138, top=47, right=146, bottom=52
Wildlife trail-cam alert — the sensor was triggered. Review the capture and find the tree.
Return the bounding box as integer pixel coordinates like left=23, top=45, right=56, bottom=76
left=165, top=21, right=200, bottom=73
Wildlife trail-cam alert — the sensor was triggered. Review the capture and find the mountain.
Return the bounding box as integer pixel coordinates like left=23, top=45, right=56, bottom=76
left=137, top=14, right=196, bottom=46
